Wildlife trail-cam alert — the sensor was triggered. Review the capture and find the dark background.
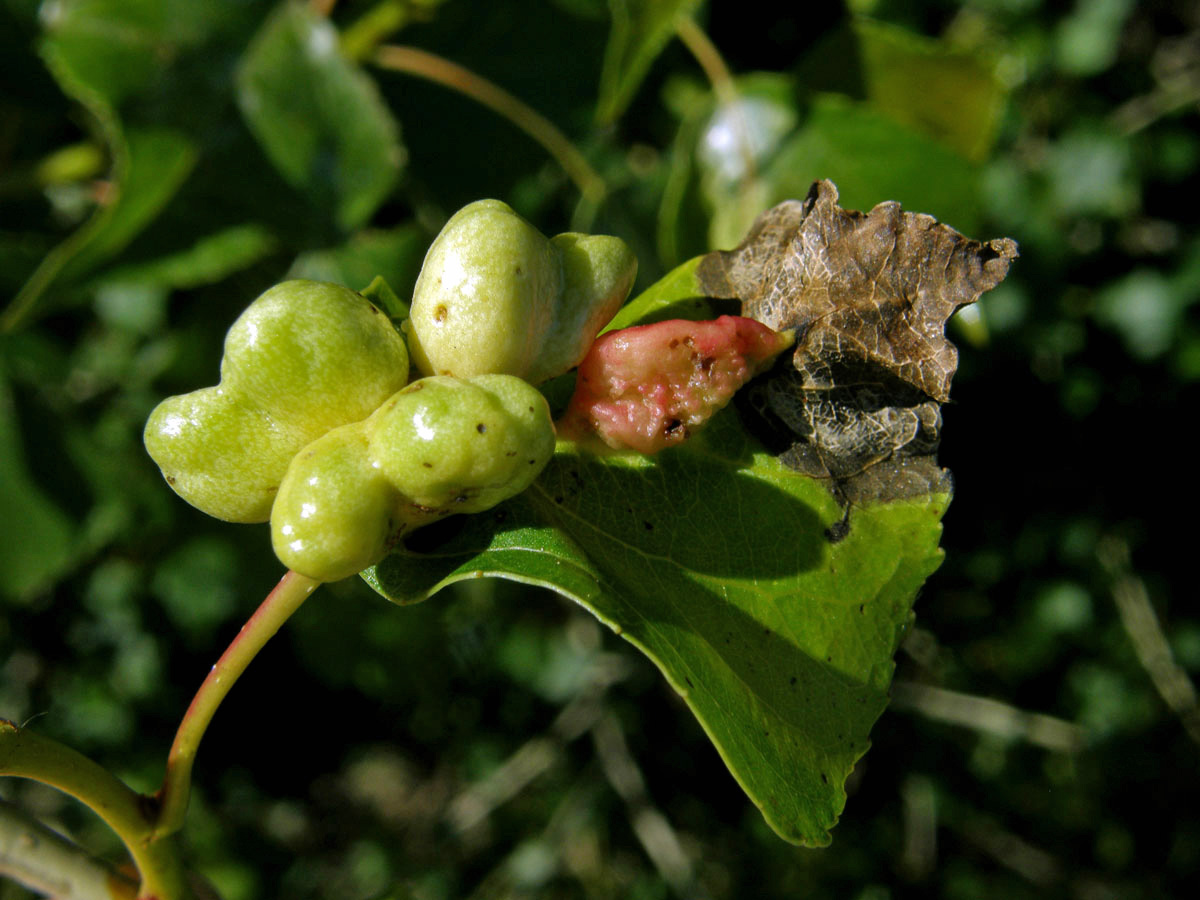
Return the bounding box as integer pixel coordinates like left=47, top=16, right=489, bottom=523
left=2, top=0, right=1198, bottom=897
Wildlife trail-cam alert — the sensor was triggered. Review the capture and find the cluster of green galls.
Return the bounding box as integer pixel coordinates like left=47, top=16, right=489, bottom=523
left=145, top=200, right=637, bottom=582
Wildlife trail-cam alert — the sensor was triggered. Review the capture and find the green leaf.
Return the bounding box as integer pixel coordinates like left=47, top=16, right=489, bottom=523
left=602, top=255, right=717, bottom=332
left=764, top=94, right=983, bottom=234
left=96, top=224, right=279, bottom=291
left=851, top=19, right=1006, bottom=162
left=359, top=275, right=410, bottom=321
left=0, top=366, right=75, bottom=600
left=365, top=410, right=946, bottom=845
left=37, top=0, right=237, bottom=109
left=3, top=0, right=206, bottom=329
left=236, top=1, right=406, bottom=231
left=289, top=225, right=428, bottom=305
left=796, top=18, right=1008, bottom=163
left=3, top=128, right=197, bottom=330
left=597, top=0, right=705, bottom=123
left=38, top=0, right=169, bottom=109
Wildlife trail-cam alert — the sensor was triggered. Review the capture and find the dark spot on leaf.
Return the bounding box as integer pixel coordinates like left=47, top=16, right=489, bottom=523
left=858, top=604, right=865, bottom=614
left=825, top=513, right=851, bottom=543
left=644, top=521, right=653, bottom=530
left=555, top=495, right=564, bottom=504
left=165, top=475, right=176, bottom=485
left=434, top=305, right=448, bottom=323
left=685, top=677, right=694, bottom=688
left=789, top=676, right=797, bottom=686
left=821, top=772, right=828, bottom=784
left=506, top=450, right=517, bottom=457
left=476, top=423, right=486, bottom=434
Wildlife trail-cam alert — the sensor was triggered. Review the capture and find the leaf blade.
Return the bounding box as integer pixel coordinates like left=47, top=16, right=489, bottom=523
left=367, top=413, right=947, bottom=845
left=597, top=0, right=705, bottom=123
left=236, top=1, right=405, bottom=231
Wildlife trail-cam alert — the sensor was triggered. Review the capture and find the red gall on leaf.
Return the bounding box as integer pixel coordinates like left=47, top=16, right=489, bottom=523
left=558, top=315, right=794, bottom=454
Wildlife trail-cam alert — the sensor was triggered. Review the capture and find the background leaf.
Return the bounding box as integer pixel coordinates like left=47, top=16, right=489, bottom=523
left=3, top=0, right=209, bottom=328
left=764, top=94, right=983, bottom=234
left=0, top=368, right=75, bottom=600
left=288, top=224, right=427, bottom=303
left=597, top=0, right=705, bottom=123
left=3, top=128, right=197, bottom=329
left=798, top=17, right=1007, bottom=162
left=236, top=1, right=405, bottom=231
left=96, top=224, right=279, bottom=292
left=39, top=0, right=170, bottom=109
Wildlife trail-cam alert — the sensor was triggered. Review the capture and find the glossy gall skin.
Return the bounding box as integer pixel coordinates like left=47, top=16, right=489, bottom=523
left=145, top=280, right=410, bottom=523
left=271, top=374, right=556, bottom=581
left=269, top=424, right=417, bottom=583
left=368, top=374, right=556, bottom=511
left=406, top=200, right=636, bottom=384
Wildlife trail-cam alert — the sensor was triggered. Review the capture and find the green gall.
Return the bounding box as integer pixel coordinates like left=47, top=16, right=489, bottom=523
left=269, top=374, right=556, bottom=581
left=367, top=374, right=556, bottom=512
left=144, top=388, right=302, bottom=524
left=407, top=199, right=636, bottom=383
left=270, top=424, right=407, bottom=583
left=145, top=280, right=409, bottom=523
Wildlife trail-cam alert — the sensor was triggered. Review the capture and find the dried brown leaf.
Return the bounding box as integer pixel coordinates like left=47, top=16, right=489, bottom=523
left=697, top=179, right=1017, bottom=505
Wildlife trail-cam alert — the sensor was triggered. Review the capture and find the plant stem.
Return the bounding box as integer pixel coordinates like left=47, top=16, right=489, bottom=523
left=340, top=0, right=442, bottom=63
left=0, top=723, right=190, bottom=899
left=153, top=570, right=320, bottom=839
left=372, top=45, right=607, bottom=212
left=673, top=17, right=758, bottom=183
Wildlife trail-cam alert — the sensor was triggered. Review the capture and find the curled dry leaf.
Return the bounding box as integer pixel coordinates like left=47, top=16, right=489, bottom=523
left=697, top=179, right=1018, bottom=504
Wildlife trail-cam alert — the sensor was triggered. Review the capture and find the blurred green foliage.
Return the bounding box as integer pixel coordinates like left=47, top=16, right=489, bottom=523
left=1, top=0, right=1198, bottom=898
